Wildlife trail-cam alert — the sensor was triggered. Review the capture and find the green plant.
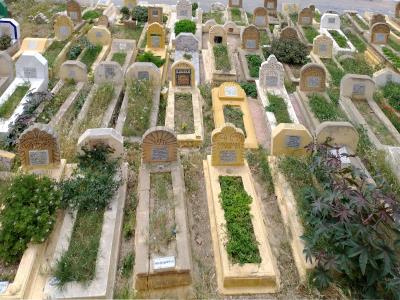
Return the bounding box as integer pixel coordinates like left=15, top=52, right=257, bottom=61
left=230, top=7, right=243, bottom=25
left=375, top=90, right=400, bottom=133
left=388, top=37, right=400, bottom=52
left=302, top=25, right=319, bottom=44
left=246, top=148, right=275, bottom=194
left=120, top=6, right=130, bottom=19
left=183, top=52, right=192, bottom=60
left=383, top=47, right=400, bottom=69
left=0, top=83, right=30, bottom=119
left=123, top=79, right=153, bottom=136
left=67, top=44, right=83, bottom=60
left=131, top=5, right=148, bottom=23
left=219, top=176, right=261, bottom=264
left=314, top=11, right=321, bottom=23
left=382, top=81, right=400, bottom=111
left=308, top=93, right=341, bottom=122
left=157, top=98, right=167, bottom=126
left=80, top=44, right=102, bottom=70
left=0, top=34, right=11, bottom=50
left=321, top=58, right=345, bottom=87
left=266, top=39, right=309, bottom=65
left=223, top=105, right=246, bottom=135
left=175, top=93, right=194, bottom=134
left=289, top=12, right=298, bottom=24
left=352, top=13, right=369, bottom=30
left=121, top=252, right=134, bottom=278
left=174, top=19, right=196, bottom=36
left=0, top=174, right=61, bottom=263
left=266, top=93, right=292, bottom=123
left=260, top=29, right=270, bottom=46
left=328, top=30, right=348, bottom=48
left=340, top=55, right=374, bottom=76
left=240, top=82, right=257, bottom=98
left=192, top=2, right=198, bottom=17
left=202, top=11, right=224, bottom=24
left=111, top=52, right=127, bottom=66
left=245, top=54, right=263, bottom=78
left=43, top=40, right=67, bottom=67
left=213, top=44, right=231, bottom=71
left=82, top=9, right=102, bottom=20
left=345, top=31, right=366, bottom=53
left=284, top=79, right=296, bottom=93
left=137, top=51, right=165, bottom=67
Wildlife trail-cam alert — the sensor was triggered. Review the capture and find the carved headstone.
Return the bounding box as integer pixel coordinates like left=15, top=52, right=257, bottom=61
left=312, top=34, right=333, bottom=58
left=253, top=7, right=268, bottom=27
left=320, top=13, right=341, bottom=30
left=18, top=124, right=60, bottom=169
left=59, top=60, right=88, bottom=82
left=209, top=24, right=227, bottom=46
left=396, top=2, right=400, bottom=18
left=171, top=59, right=195, bottom=87
left=87, top=26, right=111, bottom=46
left=67, top=0, right=82, bottom=23
left=175, top=32, right=199, bottom=52
left=126, top=62, right=161, bottom=86
left=97, top=15, right=109, bottom=27
left=259, top=54, right=284, bottom=91
left=370, top=22, right=390, bottom=45
left=94, top=61, right=123, bottom=84
left=340, top=74, right=376, bottom=100
left=370, top=13, right=386, bottom=27
left=77, top=128, right=123, bottom=159
left=228, top=0, right=242, bottom=8
left=298, top=7, right=313, bottom=26
left=211, top=123, right=245, bottom=166
left=142, top=127, right=178, bottom=163
left=54, top=15, right=74, bottom=41
left=280, top=26, right=299, bottom=41
left=299, top=63, right=326, bottom=92
left=0, top=51, right=13, bottom=79
left=241, top=25, right=260, bottom=49
left=148, top=6, right=163, bottom=24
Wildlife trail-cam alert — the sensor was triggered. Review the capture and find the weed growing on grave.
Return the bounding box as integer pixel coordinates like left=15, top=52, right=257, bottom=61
left=266, top=93, right=292, bottom=124
left=303, top=26, right=319, bottom=44
left=199, top=83, right=213, bottom=146
left=246, top=54, right=263, bottom=78
left=0, top=83, right=30, bottom=119
left=223, top=105, right=246, bottom=136
left=175, top=93, right=194, bottom=134
left=202, top=11, right=224, bottom=24
left=121, top=252, right=134, bottom=278
left=246, top=148, right=274, bottom=194
left=328, top=30, right=348, bottom=48
left=137, top=51, right=165, bottom=67
left=213, top=45, right=231, bottom=71
left=231, top=8, right=244, bottom=25
left=340, top=55, right=374, bottom=76
left=240, top=82, right=257, bottom=98
left=174, top=19, right=196, bottom=35
left=111, top=52, right=127, bottom=66
left=308, top=93, right=342, bottom=122
left=44, top=40, right=67, bottom=68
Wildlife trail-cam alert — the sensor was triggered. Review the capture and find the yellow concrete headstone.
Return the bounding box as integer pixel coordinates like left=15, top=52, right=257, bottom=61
left=54, top=15, right=74, bottom=41
left=146, top=22, right=165, bottom=49
left=87, top=26, right=111, bottom=46
left=171, top=59, right=195, bottom=87
left=211, top=123, right=245, bottom=166
left=271, top=123, right=313, bottom=156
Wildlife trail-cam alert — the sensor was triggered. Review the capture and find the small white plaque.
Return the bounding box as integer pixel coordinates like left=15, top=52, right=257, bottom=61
left=153, top=256, right=176, bottom=270
left=0, top=282, right=9, bottom=294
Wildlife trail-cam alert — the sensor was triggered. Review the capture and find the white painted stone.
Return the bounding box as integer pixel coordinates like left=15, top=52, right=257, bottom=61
left=176, top=0, right=192, bottom=20
left=0, top=18, right=20, bottom=43
left=259, top=55, right=284, bottom=92
left=77, top=128, right=124, bottom=159
left=175, top=32, right=199, bottom=52
left=320, top=13, right=341, bottom=30
left=373, top=68, right=400, bottom=87
left=94, top=61, right=123, bottom=85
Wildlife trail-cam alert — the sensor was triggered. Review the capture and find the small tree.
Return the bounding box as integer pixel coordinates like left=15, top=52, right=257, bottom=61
left=120, top=6, right=130, bottom=20
left=192, top=2, right=199, bottom=16
left=174, top=19, right=196, bottom=36
left=132, top=5, right=148, bottom=23
left=266, top=39, right=308, bottom=65
left=0, top=34, right=11, bottom=50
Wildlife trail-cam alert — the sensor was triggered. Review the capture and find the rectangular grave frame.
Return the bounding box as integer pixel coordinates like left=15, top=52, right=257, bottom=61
left=134, top=161, right=192, bottom=290
left=203, top=156, right=279, bottom=294
left=238, top=48, right=264, bottom=82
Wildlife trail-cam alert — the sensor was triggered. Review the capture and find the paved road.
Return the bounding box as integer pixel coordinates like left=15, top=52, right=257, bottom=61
left=143, top=0, right=397, bottom=16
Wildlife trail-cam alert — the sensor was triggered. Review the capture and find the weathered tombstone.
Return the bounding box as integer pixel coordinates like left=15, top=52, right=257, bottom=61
left=126, top=62, right=161, bottom=85
left=142, top=127, right=178, bottom=163
left=148, top=6, right=163, bottom=24
left=280, top=26, right=299, bottom=40
left=370, top=14, right=386, bottom=27
left=59, top=60, right=88, bottom=82
left=176, top=0, right=192, bottom=20
left=94, top=61, right=123, bottom=85
left=396, top=2, right=400, bottom=18
left=259, top=54, right=284, bottom=91
left=316, top=121, right=359, bottom=153
left=54, top=15, right=74, bottom=41
left=211, top=123, right=245, bottom=166
left=97, top=15, right=109, bottom=27
left=146, top=22, right=165, bottom=49
left=87, top=26, right=111, bottom=46
left=0, top=51, right=14, bottom=80
left=77, top=128, right=123, bottom=159
left=171, top=59, right=195, bottom=87
left=241, top=25, right=260, bottom=50
left=211, top=2, right=225, bottom=11
left=0, top=150, right=15, bottom=171
left=124, top=0, right=137, bottom=10
left=228, top=0, right=242, bottom=8
left=282, top=3, right=299, bottom=15
left=253, top=7, right=268, bottom=27
left=67, top=0, right=82, bottom=23
left=0, top=0, right=8, bottom=18
left=299, top=63, right=326, bottom=93
left=203, top=19, right=217, bottom=32
left=16, top=52, right=48, bottom=90
left=271, top=123, right=313, bottom=156
left=370, top=22, right=390, bottom=45
left=373, top=67, right=400, bottom=87
left=264, top=0, right=277, bottom=11
left=312, top=34, right=333, bottom=58
left=0, top=18, right=21, bottom=44
left=18, top=124, right=60, bottom=169
left=209, top=24, right=227, bottom=46
left=175, top=32, right=199, bottom=52
left=298, top=7, right=313, bottom=26
left=224, top=21, right=240, bottom=35
left=340, top=74, right=376, bottom=100
left=320, top=13, right=341, bottom=30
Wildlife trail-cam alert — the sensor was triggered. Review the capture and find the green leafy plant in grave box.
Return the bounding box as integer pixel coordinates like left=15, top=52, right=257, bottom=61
left=374, top=90, right=400, bottom=133
left=37, top=81, right=75, bottom=124
left=266, top=93, right=291, bottom=124
left=132, top=6, right=148, bottom=23
left=314, top=11, right=321, bottom=23
left=284, top=79, right=296, bottom=93
left=308, top=93, right=341, bottom=122
left=213, top=44, right=231, bottom=71
left=174, top=19, right=196, bottom=36
left=352, top=14, right=369, bottom=30
left=388, top=37, right=400, bottom=52
left=54, top=146, right=120, bottom=286
left=246, top=54, right=263, bottom=78
left=80, top=44, right=102, bottom=70
left=123, top=79, right=153, bottom=137
left=0, top=34, right=11, bottom=50
left=321, top=58, right=345, bottom=87
left=266, top=39, right=308, bottom=65
left=223, top=105, right=246, bottom=135
left=383, top=47, right=400, bottom=69
left=111, top=52, right=127, bottom=66
left=82, top=9, right=102, bottom=20
left=0, top=83, right=30, bottom=119
left=260, top=30, right=269, bottom=46
left=137, top=51, right=165, bottom=67
left=382, top=81, right=400, bottom=111
left=219, top=176, right=261, bottom=265
left=120, top=6, right=130, bottom=20
left=328, top=30, right=348, bottom=48
left=302, top=26, right=319, bottom=44
left=0, top=174, right=61, bottom=263
left=203, top=11, right=224, bottom=24
left=344, top=31, right=366, bottom=53
left=44, top=40, right=67, bottom=68
left=280, top=143, right=400, bottom=299
left=240, top=82, right=257, bottom=98
left=340, top=55, right=374, bottom=76
left=289, top=12, right=298, bottom=25
left=246, top=148, right=275, bottom=194
left=67, top=36, right=90, bottom=60
left=230, top=8, right=243, bottom=25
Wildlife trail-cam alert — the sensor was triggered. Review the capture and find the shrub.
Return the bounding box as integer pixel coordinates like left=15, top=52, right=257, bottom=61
left=0, top=174, right=61, bottom=263
left=137, top=51, right=165, bottom=67
left=192, top=2, right=198, bottom=17
left=245, top=54, right=263, bottom=78
left=219, top=176, right=261, bottom=264
left=240, top=82, right=257, bottom=98
left=213, top=44, right=231, bottom=71
left=68, top=44, right=83, bottom=60
left=132, top=6, right=148, bottom=23
left=174, top=19, right=196, bottom=36
left=0, top=34, right=11, bottom=50
left=82, top=9, right=101, bottom=20
left=267, top=39, right=309, bottom=65
left=266, top=93, right=292, bottom=123
left=120, top=6, right=130, bottom=19
left=183, top=52, right=192, bottom=60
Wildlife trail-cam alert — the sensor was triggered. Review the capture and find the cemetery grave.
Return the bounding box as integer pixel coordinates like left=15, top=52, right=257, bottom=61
left=2, top=1, right=400, bottom=299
